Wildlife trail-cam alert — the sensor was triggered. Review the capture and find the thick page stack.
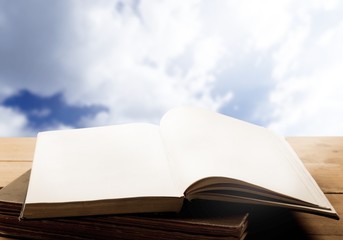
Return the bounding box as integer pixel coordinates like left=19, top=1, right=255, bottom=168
left=20, top=107, right=339, bottom=219
left=0, top=171, right=249, bottom=240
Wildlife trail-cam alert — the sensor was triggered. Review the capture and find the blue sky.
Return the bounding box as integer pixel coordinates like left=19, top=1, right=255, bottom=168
left=1, top=0, right=343, bottom=136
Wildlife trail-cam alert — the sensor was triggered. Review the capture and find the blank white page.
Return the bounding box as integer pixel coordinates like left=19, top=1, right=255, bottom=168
left=160, top=107, right=332, bottom=209
left=25, top=123, right=180, bottom=204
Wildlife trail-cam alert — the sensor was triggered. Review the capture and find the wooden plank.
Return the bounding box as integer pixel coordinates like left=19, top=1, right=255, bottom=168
left=287, top=137, right=343, bottom=165
left=0, top=137, right=339, bottom=163
left=0, top=138, right=35, bottom=161
left=292, top=194, right=343, bottom=240
left=306, top=237, right=343, bottom=240
left=0, top=138, right=34, bottom=187
left=287, top=137, right=343, bottom=193
left=0, top=162, right=32, bottom=187
left=0, top=137, right=35, bottom=161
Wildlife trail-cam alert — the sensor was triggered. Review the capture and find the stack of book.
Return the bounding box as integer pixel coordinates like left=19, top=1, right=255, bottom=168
left=0, top=171, right=248, bottom=239
left=0, top=107, right=339, bottom=239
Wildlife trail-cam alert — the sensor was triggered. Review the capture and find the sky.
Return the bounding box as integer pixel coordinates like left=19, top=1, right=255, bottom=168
left=1, top=0, right=343, bottom=136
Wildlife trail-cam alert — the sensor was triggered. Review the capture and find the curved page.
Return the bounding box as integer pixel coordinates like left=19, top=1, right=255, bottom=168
left=160, top=107, right=335, bottom=212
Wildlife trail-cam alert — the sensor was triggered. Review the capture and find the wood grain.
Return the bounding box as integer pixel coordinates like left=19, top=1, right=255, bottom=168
left=0, top=138, right=34, bottom=187
left=287, top=137, right=343, bottom=194
left=0, top=138, right=35, bottom=161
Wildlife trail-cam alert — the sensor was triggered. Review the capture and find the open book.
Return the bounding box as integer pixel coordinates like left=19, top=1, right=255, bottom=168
left=20, top=107, right=339, bottom=219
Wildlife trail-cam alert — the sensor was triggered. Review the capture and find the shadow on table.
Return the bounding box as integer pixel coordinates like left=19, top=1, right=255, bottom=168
left=184, top=200, right=313, bottom=240
left=244, top=205, right=311, bottom=240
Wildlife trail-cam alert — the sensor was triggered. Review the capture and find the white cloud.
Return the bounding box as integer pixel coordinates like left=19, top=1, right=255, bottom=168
left=272, top=25, right=310, bottom=81
left=57, top=0, right=234, bottom=124
left=1, top=0, right=343, bottom=136
left=269, top=62, right=343, bottom=135
left=268, top=7, right=343, bottom=135
left=0, top=106, right=31, bottom=136
left=231, top=0, right=292, bottom=51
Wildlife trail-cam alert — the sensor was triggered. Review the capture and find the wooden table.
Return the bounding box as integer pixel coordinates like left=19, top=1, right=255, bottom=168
left=0, top=137, right=342, bottom=239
